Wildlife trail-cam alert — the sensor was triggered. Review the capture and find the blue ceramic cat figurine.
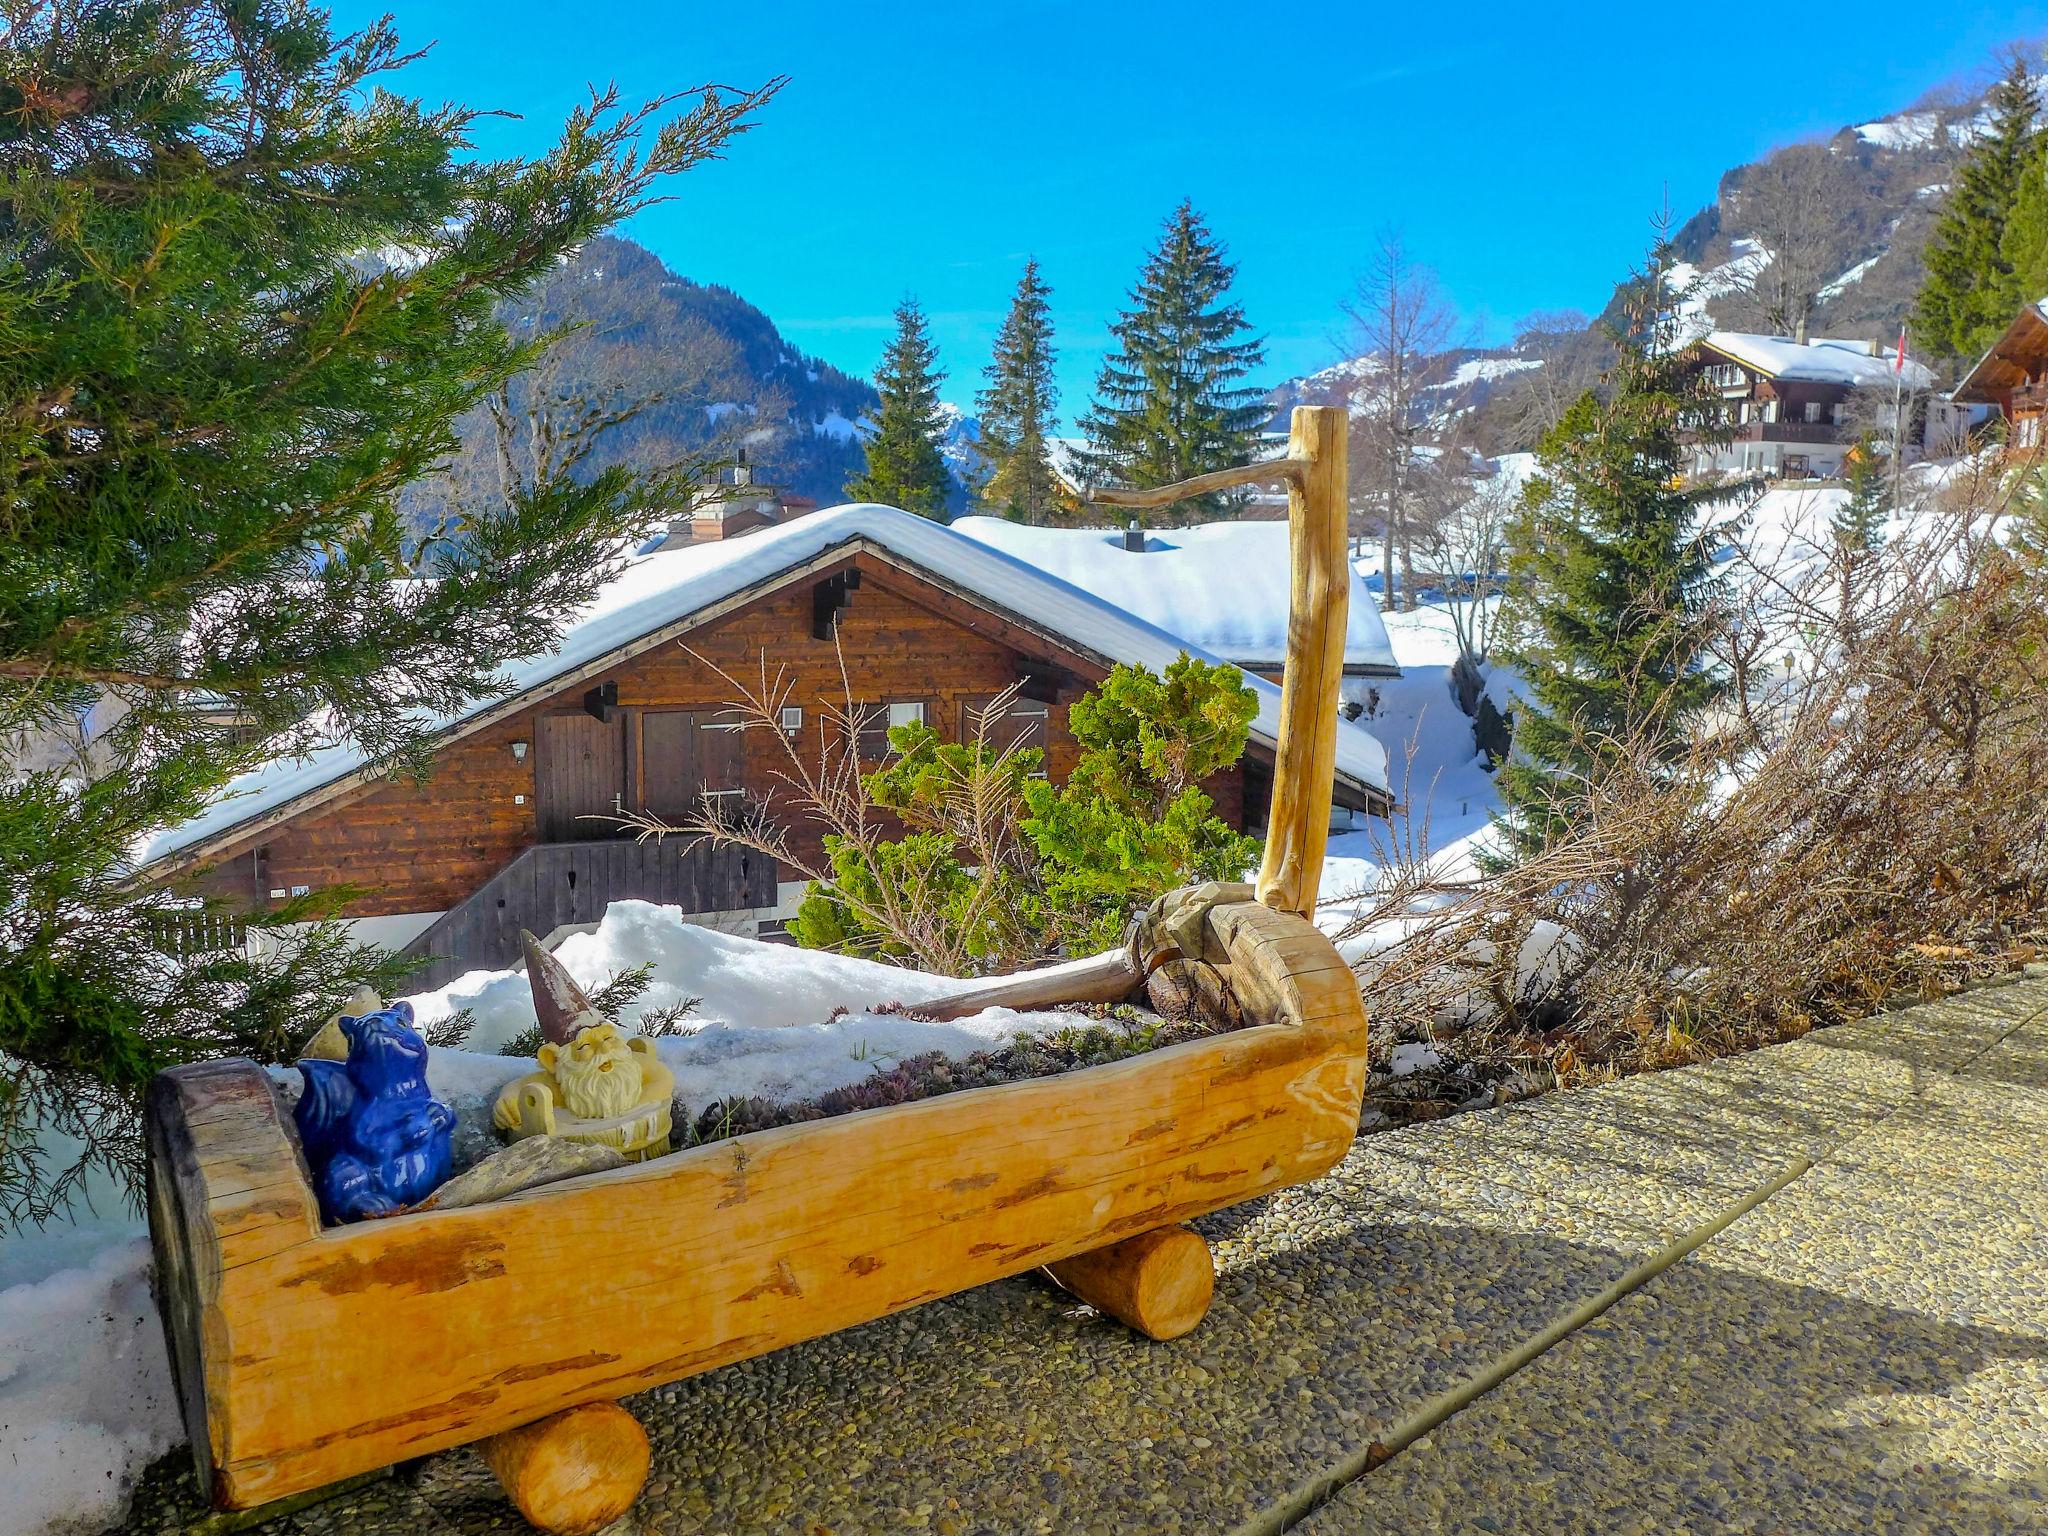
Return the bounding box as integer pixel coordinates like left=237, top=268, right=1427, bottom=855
left=294, top=1001, right=456, bottom=1224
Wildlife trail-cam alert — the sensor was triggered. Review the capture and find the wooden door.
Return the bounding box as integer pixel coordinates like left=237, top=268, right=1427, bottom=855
left=639, top=711, right=746, bottom=823
left=535, top=713, right=626, bottom=841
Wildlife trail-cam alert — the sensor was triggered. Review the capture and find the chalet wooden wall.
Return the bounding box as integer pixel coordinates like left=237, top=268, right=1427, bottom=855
left=186, top=554, right=1259, bottom=920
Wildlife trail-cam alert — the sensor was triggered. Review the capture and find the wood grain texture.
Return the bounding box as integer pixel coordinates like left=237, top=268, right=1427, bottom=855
left=147, top=898, right=1368, bottom=1511
left=479, top=1403, right=650, bottom=1536
left=1045, top=1225, right=1215, bottom=1341
left=1087, top=455, right=1301, bottom=509
left=912, top=945, right=1143, bottom=1022
left=1256, top=406, right=1350, bottom=920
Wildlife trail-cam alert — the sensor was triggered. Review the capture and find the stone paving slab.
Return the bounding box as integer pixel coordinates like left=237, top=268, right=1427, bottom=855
left=111, top=978, right=2048, bottom=1536
left=1306, top=997, right=2048, bottom=1536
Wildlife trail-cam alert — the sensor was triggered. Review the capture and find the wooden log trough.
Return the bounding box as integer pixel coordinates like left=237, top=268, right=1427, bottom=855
left=144, top=408, right=1368, bottom=1532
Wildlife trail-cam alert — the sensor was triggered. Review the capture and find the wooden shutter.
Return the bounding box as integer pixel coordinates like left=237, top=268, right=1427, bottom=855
left=535, top=713, right=626, bottom=841
left=698, top=710, right=746, bottom=808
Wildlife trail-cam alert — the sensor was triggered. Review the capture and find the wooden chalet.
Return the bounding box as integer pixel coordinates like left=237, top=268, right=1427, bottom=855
left=1679, top=332, right=1933, bottom=479
left=1951, top=299, right=2048, bottom=451
left=141, top=506, right=1393, bottom=986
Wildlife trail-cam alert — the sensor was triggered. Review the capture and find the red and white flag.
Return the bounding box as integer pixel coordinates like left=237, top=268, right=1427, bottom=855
left=1895, top=328, right=1908, bottom=372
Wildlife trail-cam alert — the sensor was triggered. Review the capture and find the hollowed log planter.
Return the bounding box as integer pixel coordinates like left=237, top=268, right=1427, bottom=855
left=146, top=897, right=1369, bottom=1525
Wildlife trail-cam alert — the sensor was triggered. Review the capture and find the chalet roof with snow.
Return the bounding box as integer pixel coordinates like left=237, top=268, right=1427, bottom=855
left=1951, top=299, right=2048, bottom=404
left=949, top=517, right=1399, bottom=675
left=139, top=503, right=1392, bottom=867
left=1695, top=332, right=1935, bottom=390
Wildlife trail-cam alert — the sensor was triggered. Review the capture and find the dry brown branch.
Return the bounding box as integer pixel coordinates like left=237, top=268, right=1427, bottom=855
left=1344, top=479, right=2048, bottom=1080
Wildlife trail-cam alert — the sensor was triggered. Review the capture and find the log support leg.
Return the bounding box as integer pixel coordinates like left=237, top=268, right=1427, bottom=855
left=480, top=1401, right=651, bottom=1536
left=1045, top=1224, right=1215, bottom=1341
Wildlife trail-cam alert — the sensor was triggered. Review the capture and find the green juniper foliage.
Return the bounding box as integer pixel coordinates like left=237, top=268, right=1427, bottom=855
left=1493, top=238, right=1728, bottom=859
left=0, top=0, right=778, bottom=1224
left=1020, top=656, right=1261, bottom=951
left=1076, top=201, right=1267, bottom=522
left=792, top=658, right=1260, bottom=967
left=974, top=259, right=1065, bottom=523
left=846, top=296, right=953, bottom=519
left=1916, top=54, right=2041, bottom=362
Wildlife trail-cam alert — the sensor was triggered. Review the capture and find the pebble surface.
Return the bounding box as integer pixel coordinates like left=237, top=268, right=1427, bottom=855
left=109, top=973, right=2048, bottom=1536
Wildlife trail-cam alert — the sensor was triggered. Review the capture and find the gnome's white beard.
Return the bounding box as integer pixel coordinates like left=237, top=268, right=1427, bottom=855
left=555, top=1040, right=644, bottom=1119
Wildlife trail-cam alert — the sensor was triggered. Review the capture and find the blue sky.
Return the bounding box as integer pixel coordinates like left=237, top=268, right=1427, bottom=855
left=336, top=2, right=2048, bottom=427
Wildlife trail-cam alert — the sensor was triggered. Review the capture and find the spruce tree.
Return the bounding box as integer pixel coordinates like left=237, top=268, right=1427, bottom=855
left=1830, top=437, right=1888, bottom=638
left=1077, top=202, right=1267, bottom=522
left=848, top=298, right=953, bottom=520
left=1832, top=437, right=1889, bottom=554
left=1915, top=55, right=2041, bottom=361
left=0, top=0, right=777, bottom=1222
left=975, top=260, right=1065, bottom=522
left=1494, top=238, right=1726, bottom=858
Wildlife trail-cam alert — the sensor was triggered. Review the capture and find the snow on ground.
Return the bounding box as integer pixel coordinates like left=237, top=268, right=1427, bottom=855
left=403, top=900, right=1113, bottom=1114
left=0, top=1241, right=180, bottom=1536
left=1446, top=356, right=1541, bottom=389
left=1317, top=599, right=1505, bottom=921
left=1817, top=254, right=1883, bottom=302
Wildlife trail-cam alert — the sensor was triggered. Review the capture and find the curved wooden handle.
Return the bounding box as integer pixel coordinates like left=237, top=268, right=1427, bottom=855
left=1256, top=406, right=1350, bottom=919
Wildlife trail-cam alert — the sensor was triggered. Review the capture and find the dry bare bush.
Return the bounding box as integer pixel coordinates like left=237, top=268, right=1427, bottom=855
left=613, top=641, right=1044, bottom=976
left=1344, top=478, right=2048, bottom=1082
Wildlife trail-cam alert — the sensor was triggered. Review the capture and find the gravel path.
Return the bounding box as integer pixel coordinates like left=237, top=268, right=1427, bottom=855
left=111, top=973, right=2048, bottom=1536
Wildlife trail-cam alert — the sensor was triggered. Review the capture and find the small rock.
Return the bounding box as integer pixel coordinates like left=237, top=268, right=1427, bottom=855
left=418, top=1135, right=626, bottom=1210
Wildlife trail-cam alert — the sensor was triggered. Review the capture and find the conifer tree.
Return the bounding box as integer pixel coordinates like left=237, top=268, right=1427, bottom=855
left=1077, top=202, right=1267, bottom=522
left=0, top=0, right=777, bottom=1221
left=975, top=260, right=1065, bottom=522
left=1830, top=437, right=1889, bottom=638
left=1832, top=437, right=1889, bottom=554
left=847, top=298, right=953, bottom=520
left=1916, top=55, right=2042, bottom=360
left=1493, top=238, right=1727, bottom=858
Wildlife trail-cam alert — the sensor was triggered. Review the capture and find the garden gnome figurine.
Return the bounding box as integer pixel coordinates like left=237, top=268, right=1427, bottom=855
left=294, top=1002, right=456, bottom=1223
left=491, top=931, right=675, bottom=1161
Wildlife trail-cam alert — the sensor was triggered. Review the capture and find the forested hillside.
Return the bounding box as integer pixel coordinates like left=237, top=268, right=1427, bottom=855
left=402, top=235, right=879, bottom=523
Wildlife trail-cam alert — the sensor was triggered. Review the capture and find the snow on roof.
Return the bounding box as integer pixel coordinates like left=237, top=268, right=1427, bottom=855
left=139, top=504, right=1391, bottom=865
left=948, top=517, right=1398, bottom=674
left=1701, top=332, right=1936, bottom=390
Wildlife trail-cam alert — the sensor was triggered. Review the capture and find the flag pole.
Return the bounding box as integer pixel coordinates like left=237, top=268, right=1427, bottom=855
left=1890, top=327, right=1906, bottom=516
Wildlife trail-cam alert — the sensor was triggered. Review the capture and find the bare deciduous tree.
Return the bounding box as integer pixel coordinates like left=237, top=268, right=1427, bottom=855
left=1483, top=310, right=1603, bottom=451
left=1341, top=232, right=1468, bottom=610
left=1725, top=143, right=1838, bottom=343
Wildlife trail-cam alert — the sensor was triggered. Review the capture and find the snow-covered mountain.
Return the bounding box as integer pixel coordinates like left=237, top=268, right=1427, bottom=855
left=1270, top=68, right=2028, bottom=452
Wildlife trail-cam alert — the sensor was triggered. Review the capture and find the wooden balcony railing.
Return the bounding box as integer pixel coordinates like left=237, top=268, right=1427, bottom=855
left=401, top=836, right=776, bottom=991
